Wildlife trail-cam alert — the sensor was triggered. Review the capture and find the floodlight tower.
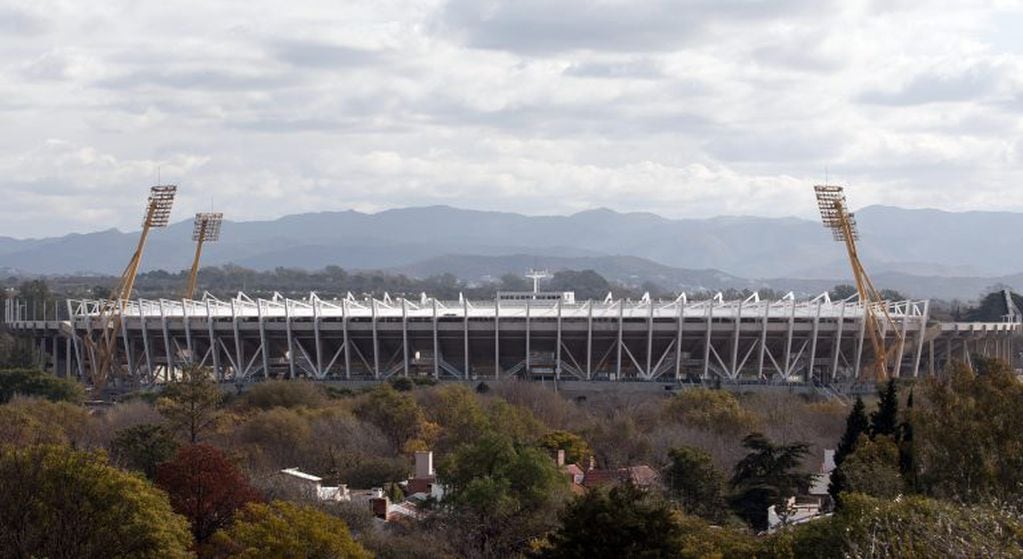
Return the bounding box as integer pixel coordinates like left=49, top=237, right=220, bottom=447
left=184, top=212, right=223, bottom=299
left=526, top=269, right=552, bottom=294
left=85, top=185, right=177, bottom=389
left=814, top=185, right=902, bottom=381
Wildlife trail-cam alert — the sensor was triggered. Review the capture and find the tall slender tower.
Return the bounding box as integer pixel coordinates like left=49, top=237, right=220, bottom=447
left=815, top=185, right=902, bottom=380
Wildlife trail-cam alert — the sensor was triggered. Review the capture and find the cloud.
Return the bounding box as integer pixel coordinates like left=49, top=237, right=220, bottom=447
left=438, top=0, right=830, bottom=54
left=859, top=64, right=1003, bottom=106
left=271, top=39, right=384, bottom=69
left=0, top=4, right=46, bottom=36
left=0, top=0, right=1022, bottom=238
left=563, top=58, right=665, bottom=79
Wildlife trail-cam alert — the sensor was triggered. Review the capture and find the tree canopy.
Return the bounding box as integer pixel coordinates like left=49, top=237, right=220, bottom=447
left=210, top=500, right=371, bottom=559
left=157, top=365, right=223, bottom=443
left=544, top=482, right=686, bottom=559
left=729, top=433, right=812, bottom=531
left=0, top=368, right=84, bottom=404
left=156, top=443, right=261, bottom=546
left=0, top=444, right=192, bottom=558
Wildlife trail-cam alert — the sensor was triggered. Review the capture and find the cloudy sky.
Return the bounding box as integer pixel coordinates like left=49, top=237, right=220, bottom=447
left=1, top=0, right=1022, bottom=237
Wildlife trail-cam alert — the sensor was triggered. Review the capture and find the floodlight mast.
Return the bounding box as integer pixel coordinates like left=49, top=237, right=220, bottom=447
left=814, top=185, right=902, bottom=381
left=84, top=185, right=177, bottom=390
left=184, top=212, right=223, bottom=299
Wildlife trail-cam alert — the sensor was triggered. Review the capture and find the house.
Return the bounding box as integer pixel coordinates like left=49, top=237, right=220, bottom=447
left=553, top=449, right=659, bottom=492
left=808, top=449, right=836, bottom=497
left=766, top=448, right=836, bottom=532
left=404, top=450, right=444, bottom=501
left=279, top=468, right=350, bottom=502
left=581, top=465, right=660, bottom=490
left=767, top=496, right=831, bottom=532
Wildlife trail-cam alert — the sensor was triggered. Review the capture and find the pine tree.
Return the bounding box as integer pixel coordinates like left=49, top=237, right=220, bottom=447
left=829, top=396, right=869, bottom=505
left=870, top=379, right=899, bottom=438
left=835, top=397, right=868, bottom=465
left=899, top=389, right=915, bottom=487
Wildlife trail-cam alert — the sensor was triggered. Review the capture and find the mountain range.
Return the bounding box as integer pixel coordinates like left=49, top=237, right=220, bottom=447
left=1, top=205, right=1021, bottom=300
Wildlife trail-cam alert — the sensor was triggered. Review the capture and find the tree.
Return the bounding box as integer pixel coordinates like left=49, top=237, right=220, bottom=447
left=426, top=384, right=490, bottom=451
left=840, top=435, right=905, bottom=499
left=870, top=379, right=899, bottom=438
left=0, top=332, right=38, bottom=369
left=729, top=433, right=812, bottom=531
left=915, top=361, right=1023, bottom=502
left=775, top=493, right=1023, bottom=558
left=544, top=482, right=686, bottom=558
left=0, top=445, right=192, bottom=558
left=110, top=423, right=179, bottom=479
left=157, top=365, right=223, bottom=443
left=156, top=443, right=261, bottom=546
left=210, top=500, right=371, bottom=559
left=829, top=284, right=857, bottom=301
left=439, top=433, right=569, bottom=558
left=355, top=384, right=433, bottom=452
left=241, top=380, right=326, bottom=410
left=663, top=445, right=728, bottom=522
left=238, top=407, right=313, bottom=469
left=539, top=430, right=593, bottom=466
left=549, top=270, right=611, bottom=300
left=0, top=368, right=84, bottom=404
left=829, top=396, right=868, bottom=503
left=16, top=279, right=53, bottom=320
left=664, top=388, right=757, bottom=435
left=486, top=398, right=545, bottom=444
left=0, top=397, right=96, bottom=447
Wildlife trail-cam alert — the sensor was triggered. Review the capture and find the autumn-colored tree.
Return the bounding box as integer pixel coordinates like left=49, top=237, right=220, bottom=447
left=210, top=500, right=371, bottom=559
left=241, top=380, right=326, bottom=410
left=664, top=388, right=758, bottom=435
left=238, top=407, right=313, bottom=469
left=157, top=365, right=223, bottom=443
left=539, top=430, right=593, bottom=466
left=0, top=444, right=192, bottom=558
left=156, top=443, right=261, bottom=547
left=487, top=398, right=546, bottom=443
left=0, top=397, right=96, bottom=447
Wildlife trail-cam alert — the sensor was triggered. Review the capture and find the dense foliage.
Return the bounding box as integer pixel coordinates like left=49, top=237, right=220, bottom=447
left=0, top=445, right=192, bottom=558
left=210, top=500, right=371, bottom=559
left=0, top=349, right=1021, bottom=557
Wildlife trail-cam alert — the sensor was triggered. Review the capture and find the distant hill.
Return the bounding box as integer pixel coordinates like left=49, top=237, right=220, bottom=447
left=2, top=204, right=1023, bottom=299
left=392, top=254, right=756, bottom=292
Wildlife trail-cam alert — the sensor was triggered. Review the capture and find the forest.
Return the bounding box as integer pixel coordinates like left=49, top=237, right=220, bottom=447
left=1, top=352, right=1022, bottom=557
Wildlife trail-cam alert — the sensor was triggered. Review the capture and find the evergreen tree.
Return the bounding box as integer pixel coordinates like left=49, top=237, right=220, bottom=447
left=729, top=433, right=812, bottom=531
left=544, top=482, right=685, bottom=559
left=870, top=379, right=899, bottom=438
left=835, top=397, right=868, bottom=465
left=899, top=389, right=915, bottom=487
left=829, top=396, right=869, bottom=505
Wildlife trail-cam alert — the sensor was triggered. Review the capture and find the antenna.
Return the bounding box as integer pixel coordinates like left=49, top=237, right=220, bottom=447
left=525, top=269, right=552, bottom=294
